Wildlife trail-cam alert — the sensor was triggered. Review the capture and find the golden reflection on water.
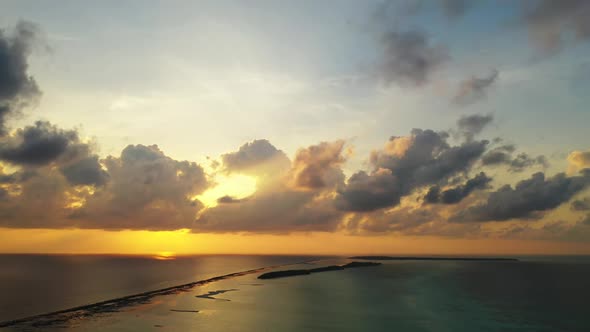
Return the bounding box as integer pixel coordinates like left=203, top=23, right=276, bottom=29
left=153, top=251, right=176, bottom=260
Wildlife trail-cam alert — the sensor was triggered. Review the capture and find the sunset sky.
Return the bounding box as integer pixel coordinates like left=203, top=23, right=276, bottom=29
left=0, top=0, right=589, bottom=255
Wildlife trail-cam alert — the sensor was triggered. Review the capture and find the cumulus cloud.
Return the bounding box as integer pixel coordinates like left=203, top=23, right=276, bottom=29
left=451, top=170, right=590, bottom=222
left=221, top=139, right=291, bottom=188
left=523, top=0, right=590, bottom=54
left=0, top=121, right=80, bottom=166
left=73, top=144, right=209, bottom=230
left=424, top=172, right=492, bottom=204
left=378, top=29, right=449, bottom=86
left=195, top=140, right=345, bottom=232
left=0, top=168, right=73, bottom=228
left=0, top=144, right=210, bottom=230
left=60, top=156, right=109, bottom=187
left=0, top=21, right=41, bottom=135
left=289, top=140, right=347, bottom=190
left=195, top=189, right=342, bottom=233
left=0, top=121, right=108, bottom=187
left=568, top=149, right=590, bottom=173
left=222, top=139, right=289, bottom=173
left=335, top=168, right=400, bottom=212
left=453, top=70, right=499, bottom=106
left=336, top=128, right=488, bottom=212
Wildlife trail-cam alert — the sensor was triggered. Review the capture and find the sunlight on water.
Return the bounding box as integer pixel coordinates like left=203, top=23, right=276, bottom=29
left=153, top=251, right=177, bottom=260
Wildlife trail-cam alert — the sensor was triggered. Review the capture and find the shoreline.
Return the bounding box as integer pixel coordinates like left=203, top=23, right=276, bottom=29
left=0, top=259, right=318, bottom=328
left=350, top=256, right=519, bottom=261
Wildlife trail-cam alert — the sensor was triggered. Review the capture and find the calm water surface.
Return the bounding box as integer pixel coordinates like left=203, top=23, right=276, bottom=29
left=1, top=255, right=589, bottom=331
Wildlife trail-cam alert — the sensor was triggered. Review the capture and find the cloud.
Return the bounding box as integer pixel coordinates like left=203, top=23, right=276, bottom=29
left=195, top=189, right=342, bottom=233
left=289, top=140, right=347, bottom=190
left=221, top=139, right=288, bottom=173
left=335, top=168, right=400, bottom=212
left=571, top=197, right=590, bottom=211
left=376, top=0, right=473, bottom=21
left=0, top=144, right=210, bottom=230
left=453, top=70, right=499, bottom=106
left=71, top=144, right=210, bottom=230
left=0, top=121, right=80, bottom=166
left=221, top=139, right=291, bottom=189
left=451, top=170, right=590, bottom=222
left=568, top=149, right=590, bottom=173
left=336, top=128, right=488, bottom=212
left=0, top=21, right=41, bottom=135
left=456, top=114, right=494, bottom=140
left=523, top=0, right=590, bottom=55
left=424, top=172, right=492, bottom=204
left=482, top=144, right=548, bottom=172
left=441, top=0, right=472, bottom=19
left=195, top=140, right=345, bottom=233
left=0, top=168, right=73, bottom=228
left=343, top=205, right=438, bottom=233
left=217, top=195, right=248, bottom=204
left=378, top=30, right=450, bottom=86
left=60, top=156, right=109, bottom=187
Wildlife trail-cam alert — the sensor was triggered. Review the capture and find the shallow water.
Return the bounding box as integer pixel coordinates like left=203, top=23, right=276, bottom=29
left=0, top=254, right=314, bottom=322
left=1, top=256, right=589, bottom=331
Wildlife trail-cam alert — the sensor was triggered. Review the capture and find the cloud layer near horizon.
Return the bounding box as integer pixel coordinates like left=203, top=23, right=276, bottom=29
left=0, top=7, right=589, bottom=245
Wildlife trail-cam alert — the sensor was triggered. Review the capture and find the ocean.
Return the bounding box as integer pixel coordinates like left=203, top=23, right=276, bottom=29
left=0, top=255, right=589, bottom=331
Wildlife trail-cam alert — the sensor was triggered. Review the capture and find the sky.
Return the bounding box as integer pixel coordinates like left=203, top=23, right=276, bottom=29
left=0, top=0, right=589, bottom=255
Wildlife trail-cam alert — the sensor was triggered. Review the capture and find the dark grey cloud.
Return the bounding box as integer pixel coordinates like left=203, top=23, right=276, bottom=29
left=457, top=114, right=494, bottom=140
left=424, top=172, right=492, bottom=204
left=335, top=169, right=400, bottom=212
left=482, top=144, right=547, bottom=172
left=337, top=128, right=488, bottom=212
left=453, top=70, right=499, bottom=106
left=0, top=121, right=78, bottom=166
left=510, top=153, right=548, bottom=172
left=441, top=0, right=471, bottom=19
left=217, top=195, right=248, bottom=204
left=0, top=120, right=109, bottom=187
left=571, top=197, right=590, bottom=211
left=379, top=30, right=450, bottom=86
left=451, top=170, right=590, bottom=222
left=60, top=156, right=109, bottom=187
left=376, top=1, right=473, bottom=21
left=0, top=21, right=41, bottom=135
left=524, top=0, right=590, bottom=54
left=0, top=169, right=36, bottom=184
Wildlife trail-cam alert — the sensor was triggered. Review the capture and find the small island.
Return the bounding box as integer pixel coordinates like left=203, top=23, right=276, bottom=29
left=349, top=256, right=518, bottom=261
left=258, top=261, right=381, bottom=279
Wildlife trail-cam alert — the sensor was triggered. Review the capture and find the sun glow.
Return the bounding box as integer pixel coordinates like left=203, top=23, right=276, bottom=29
left=196, top=174, right=257, bottom=207
left=153, top=251, right=176, bottom=260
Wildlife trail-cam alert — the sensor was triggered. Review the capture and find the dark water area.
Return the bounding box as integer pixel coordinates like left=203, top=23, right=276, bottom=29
left=1, top=255, right=589, bottom=331
left=0, top=254, right=314, bottom=322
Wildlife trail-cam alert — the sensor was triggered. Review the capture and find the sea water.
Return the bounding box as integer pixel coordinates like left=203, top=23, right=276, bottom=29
left=1, top=255, right=589, bottom=331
